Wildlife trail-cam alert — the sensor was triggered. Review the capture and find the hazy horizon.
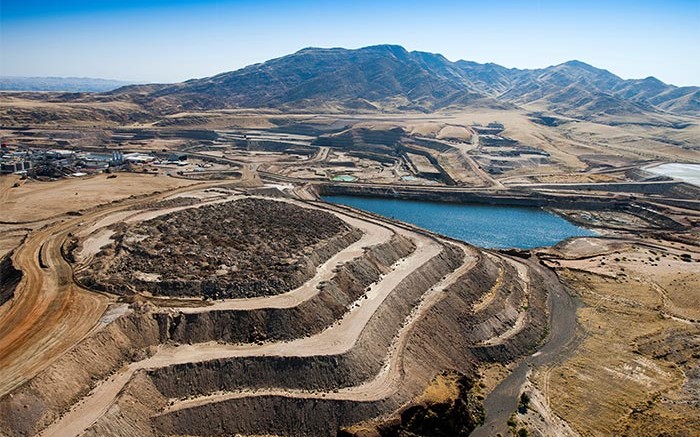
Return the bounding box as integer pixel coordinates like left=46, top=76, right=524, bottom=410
left=1, top=0, right=699, bottom=86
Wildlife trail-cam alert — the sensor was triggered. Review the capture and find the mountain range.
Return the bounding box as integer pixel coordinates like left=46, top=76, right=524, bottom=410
left=0, top=76, right=134, bottom=93
left=109, top=45, right=698, bottom=120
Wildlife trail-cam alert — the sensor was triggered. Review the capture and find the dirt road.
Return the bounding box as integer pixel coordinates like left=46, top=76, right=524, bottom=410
left=0, top=214, right=108, bottom=396
left=471, top=263, right=581, bottom=437
left=0, top=182, right=218, bottom=396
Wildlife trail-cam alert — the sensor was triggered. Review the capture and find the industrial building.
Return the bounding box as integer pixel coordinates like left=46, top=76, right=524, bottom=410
left=0, top=159, right=32, bottom=174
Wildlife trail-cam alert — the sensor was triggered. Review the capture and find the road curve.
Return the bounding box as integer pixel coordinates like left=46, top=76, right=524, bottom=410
left=0, top=182, right=220, bottom=396
left=471, top=262, right=581, bottom=437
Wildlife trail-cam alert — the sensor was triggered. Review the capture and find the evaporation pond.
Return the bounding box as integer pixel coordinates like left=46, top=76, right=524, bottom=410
left=645, top=163, right=700, bottom=187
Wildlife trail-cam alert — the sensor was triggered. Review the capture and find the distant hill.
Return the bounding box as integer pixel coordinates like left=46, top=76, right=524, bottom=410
left=471, top=60, right=700, bottom=118
left=0, top=76, right=134, bottom=92
left=110, top=45, right=698, bottom=119
left=122, top=45, right=508, bottom=113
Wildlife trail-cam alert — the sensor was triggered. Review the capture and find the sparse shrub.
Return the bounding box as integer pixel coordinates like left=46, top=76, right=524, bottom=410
left=518, top=392, right=530, bottom=414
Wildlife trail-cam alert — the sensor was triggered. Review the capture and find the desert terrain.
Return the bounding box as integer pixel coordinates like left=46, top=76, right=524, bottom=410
left=1, top=45, right=699, bottom=437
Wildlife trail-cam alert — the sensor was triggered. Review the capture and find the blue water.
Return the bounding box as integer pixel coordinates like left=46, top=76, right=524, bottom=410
left=322, top=195, right=595, bottom=249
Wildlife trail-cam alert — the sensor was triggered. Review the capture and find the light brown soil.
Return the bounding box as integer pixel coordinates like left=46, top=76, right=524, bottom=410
left=1, top=106, right=698, bottom=436
left=534, top=238, right=700, bottom=436
left=0, top=173, right=199, bottom=223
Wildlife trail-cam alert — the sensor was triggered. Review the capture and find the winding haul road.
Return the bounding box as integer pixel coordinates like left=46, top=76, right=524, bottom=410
left=0, top=182, right=223, bottom=396
left=471, top=265, right=581, bottom=437
left=0, top=214, right=108, bottom=396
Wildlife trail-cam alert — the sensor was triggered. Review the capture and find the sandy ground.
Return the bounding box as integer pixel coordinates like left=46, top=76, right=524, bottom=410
left=533, top=237, right=700, bottom=436
left=0, top=173, right=199, bottom=223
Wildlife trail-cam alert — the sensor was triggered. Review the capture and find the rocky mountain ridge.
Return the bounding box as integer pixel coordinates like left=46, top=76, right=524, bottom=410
left=111, top=44, right=699, bottom=118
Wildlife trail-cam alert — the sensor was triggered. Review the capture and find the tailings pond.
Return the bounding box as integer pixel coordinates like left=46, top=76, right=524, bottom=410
left=645, top=163, right=700, bottom=187
left=322, top=195, right=595, bottom=249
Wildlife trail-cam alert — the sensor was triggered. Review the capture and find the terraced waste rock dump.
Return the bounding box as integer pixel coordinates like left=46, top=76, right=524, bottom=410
left=0, top=189, right=557, bottom=437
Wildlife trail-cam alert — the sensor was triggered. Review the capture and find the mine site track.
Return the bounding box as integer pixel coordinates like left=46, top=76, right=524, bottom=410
left=580, top=269, right=700, bottom=326
left=0, top=180, right=225, bottom=396
left=429, top=135, right=505, bottom=189
left=0, top=216, right=107, bottom=396
left=531, top=264, right=700, bottom=434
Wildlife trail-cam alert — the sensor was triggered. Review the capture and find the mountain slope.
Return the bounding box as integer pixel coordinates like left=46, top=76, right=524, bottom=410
left=140, top=45, right=504, bottom=112
left=111, top=45, right=698, bottom=118
left=460, top=60, right=697, bottom=118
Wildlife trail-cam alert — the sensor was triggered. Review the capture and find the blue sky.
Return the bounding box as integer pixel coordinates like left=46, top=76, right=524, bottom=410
left=1, top=0, right=699, bottom=85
